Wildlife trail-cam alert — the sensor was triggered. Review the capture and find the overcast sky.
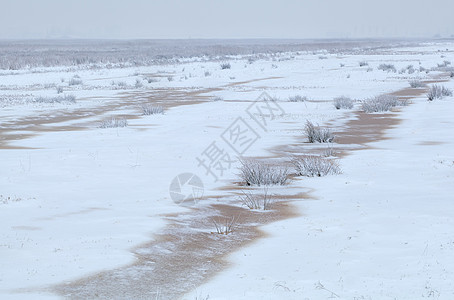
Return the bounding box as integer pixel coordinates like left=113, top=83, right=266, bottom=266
left=1, top=0, right=453, bottom=39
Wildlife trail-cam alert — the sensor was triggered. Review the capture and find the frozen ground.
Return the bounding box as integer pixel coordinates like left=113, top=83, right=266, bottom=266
left=0, top=39, right=453, bottom=299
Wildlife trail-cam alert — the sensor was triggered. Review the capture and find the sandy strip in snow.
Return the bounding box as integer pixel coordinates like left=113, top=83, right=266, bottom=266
left=27, top=75, right=446, bottom=299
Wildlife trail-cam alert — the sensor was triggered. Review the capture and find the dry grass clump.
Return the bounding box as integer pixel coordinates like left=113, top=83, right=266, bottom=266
left=141, top=104, right=164, bottom=115
left=304, top=121, right=335, bottom=143
left=361, top=95, right=408, bottom=113
left=427, top=85, right=453, bottom=101
left=409, top=80, right=426, bottom=88
left=239, top=188, right=273, bottom=210
left=99, top=117, right=128, bottom=128
left=239, top=159, right=289, bottom=186
left=333, top=96, right=354, bottom=109
left=292, top=155, right=341, bottom=177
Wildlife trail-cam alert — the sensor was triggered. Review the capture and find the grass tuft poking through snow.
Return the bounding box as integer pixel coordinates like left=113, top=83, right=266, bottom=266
left=212, top=216, right=237, bottom=235
left=377, top=63, right=397, bottom=73
left=98, top=117, right=128, bottom=128
left=427, top=85, right=453, bottom=101
left=288, top=95, right=307, bottom=102
left=141, top=104, right=164, bottom=115
left=239, top=159, right=289, bottom=186
left=68, top=78, right=83, bottom=86
left=361, top=95, right=408, bottom=113
left=292, top=155, right=341, bottom=177
left=333, top=96, right=354, bottom=109
left=220, top=62, right=231, bottom=70
left=239, top=188, right=273, bottom=210
left=409, top=79, right=426, bottom=88
left=32, top=95, right=76, bottom=104
left=304, top=120, right=335, bottom=143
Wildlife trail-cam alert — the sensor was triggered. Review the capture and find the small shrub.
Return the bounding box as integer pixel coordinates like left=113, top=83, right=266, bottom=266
left=361, top=95, right=408, bottom=113
left=409, top=80, right=425, bottom=88
left=141, top=104, right=164, bottom=115
left=318, top=56, right=328, bottom=60
left=99, top=117, right=128, bottom=128
left=220, top=63, right=231, bottom=70
left=427, top=85, right=453, bottom=101
left=340, top=63, right=345, bottom=67
left=204, top=71, right=211, bottom=77
left=212, top=96, right=223, bottom=101
left=239, top=159, right=289, bottom=186
left=32, top=94, right=76, bottom=104
left=288, top=95, right=307, bottom=102
left=239, top=188, right=273, bottom=210
left=437, top=60, right=451, bottom=68
left=333, top=96, right=354, bottom=109
left=377, top=64, right=396, bottom=73
left=359, top=61, right=368, bottom=67
left=68, top=78, right=83, bottom=86
left=366, top=67, right=373, bottom=72
left=56, top=86, right=64, bottom=94
left=147, top=77, right=159, bottom=83
left=292, top=155, right=341, bottom=177
left=304, top=120, right=335, bottom=143
left=135, top=78, right=143, bottom=88
left=322, top=146, right=337, bottom=157
left=167, top=76, right=174, bottom=82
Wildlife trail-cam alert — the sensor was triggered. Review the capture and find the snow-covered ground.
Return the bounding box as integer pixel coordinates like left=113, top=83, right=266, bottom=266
left=0, top=40, right=453, bottom=299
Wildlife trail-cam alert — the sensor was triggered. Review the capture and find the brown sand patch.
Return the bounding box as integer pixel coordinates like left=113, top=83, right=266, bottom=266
left=23, top=75, right=451, bottom=299
left=49, top=197, right=301, bottom=300
left=0, top=77, right=280, bottom=149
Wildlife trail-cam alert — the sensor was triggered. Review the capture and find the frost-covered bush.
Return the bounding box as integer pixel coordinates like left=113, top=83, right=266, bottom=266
left=361, top=95, right=408, bottom=113
left=304, top=121, right=335, bottom=143
left=147, top=77, right=159, bottom=83
left=427, top=85, right=453, bottom=101
left=212, top=96, right=224, bottom=101
left=292, top=155, right=341, bottom=177
left=68, top=78, right=83, bottom=86
left=32, top=95, right=76, bottom=104
left=409, top=80, right=425, bottom=88
left=359, top=61, right=368, bottom=67
left=141, top=104, right=164, bottom=115
left=56, top=86, right=64, bottom=94
left=437, top=61, right=451, bottom=68
left=220, top=62, right=231, bottom=70
left=113, top=81, right=127, bottom=88
left=288, top=95, right=307, bottom=102
left=377, top=64, right=396, bottom=73
left=239, top=159, right=289, bottom=186
left=333, top=96, right=354, bottom=109
left=99, top=117, right=128, bottom=128
left=135, top=79, right=143, bottom=88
